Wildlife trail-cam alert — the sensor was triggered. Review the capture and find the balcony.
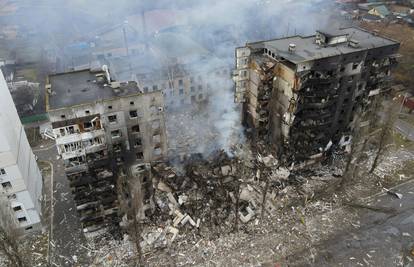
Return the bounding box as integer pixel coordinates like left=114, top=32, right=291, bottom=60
left=85, top=144, right=107, bottom=154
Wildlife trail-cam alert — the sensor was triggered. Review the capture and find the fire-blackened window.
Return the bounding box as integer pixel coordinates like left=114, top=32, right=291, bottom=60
left=352, top=63, right=359, bottom=70
left=134, top=138, right=142, bottom=147
left=131, top=125, right=140, bottom=133
left=129, top=110, right=138, bottom=118
left=153, top=85, right=158, bottom=91
left=108, top=115, right=117, bottom=123
left=136, top=152, right=144, bottom=160
left=113, top=143, right=122, bottom=152
left=111, top=130, right=121, bottom=138
left=84, top=121, right=93, bottom=129
left=1, top=181, right=12, bottom=189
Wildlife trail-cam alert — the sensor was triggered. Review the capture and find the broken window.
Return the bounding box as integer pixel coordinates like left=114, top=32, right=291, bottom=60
left=0, top=168, right=5, bottom=175
left=111, top=130, right=121, bottom=138
left=113, top=143, right=122, bottom=152
left=108, top=115, right=117, bottom=123
left=198, top=85, right=203, bottom=91
left=61, top=114, right=66, bottom=119
left=85, top=110, right=90, bottom=115
left=17, top=217, right=27, bottom=223
left=179, top=89, right=184, bottom=95
left=67, top=126, right=75, bottom=134
left=1, top=181, right=11, bottom=189
left=190, top=86, right=195, bottom=92
left=7, top=194, right=16, bottom=200
left=131, top=125, right=140, bottom=133
left=153, top=85, right=158, bottom=91
left=143, top=87, right=149, bottom=93
left=197, top=75, right=202, bottom=82
left=108, top=105, right=113, bottom=109
left=129, top=110, right=138, bottom=118
left=134, top=138, right=142, bottom=147
left=190, top=77, right=194, bottom=83
left=198, top=94, right=203, bottom=100
left=130, top=101, right=134, bottom=105
left=83, top=121, right=93, bottom=129
left=136, top=152, right=144, bottom=160
left=352, top=63, right=359, bottom=70
left=13, top=206, right=22, bottom=212
left=59, top=128, right=65, bottom=136
left=178, top=79, right=183, bottom=86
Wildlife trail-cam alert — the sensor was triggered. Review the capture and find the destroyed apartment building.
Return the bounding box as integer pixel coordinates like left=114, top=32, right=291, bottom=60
left=234, top=27, right=400, bottom=164
left=45, top=66, right=168, bottom=233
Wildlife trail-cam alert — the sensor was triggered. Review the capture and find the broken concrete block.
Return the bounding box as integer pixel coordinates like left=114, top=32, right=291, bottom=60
left=166, top=226, right=179, bottom=243
left=221, top=165, right=232, bottom=176
left=239, top=206, right=255, bottom=223
left=157, top=181, right=172, bottom=193
left=261, top=155, right=278, bottom=167
left=167, top=192, right=179, bottom=206
left=173, top=210, right=185, bottom=227
left=181, top=214, right=191, bottom=225
left=178, top=194, right=188, bottom=205
left=274, top=167, right=290, bottom=180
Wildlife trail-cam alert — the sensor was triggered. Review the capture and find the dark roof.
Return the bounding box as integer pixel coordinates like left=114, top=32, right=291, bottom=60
left=247, top=27, right=399, bottom=64
left=48, top=69, right=142, bottom=110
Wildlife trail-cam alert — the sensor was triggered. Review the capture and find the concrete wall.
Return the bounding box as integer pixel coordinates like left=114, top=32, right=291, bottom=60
left=0, top=70, right=42, bottom=232
left=49, top=91, right=168, bottom=164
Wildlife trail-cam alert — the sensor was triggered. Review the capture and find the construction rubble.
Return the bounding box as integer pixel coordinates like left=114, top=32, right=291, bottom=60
left=132, top=143, right=344, bottom=254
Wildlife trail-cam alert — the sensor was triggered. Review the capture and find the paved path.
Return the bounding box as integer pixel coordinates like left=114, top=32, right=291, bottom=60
left=34, top=143, right=90, bottom=266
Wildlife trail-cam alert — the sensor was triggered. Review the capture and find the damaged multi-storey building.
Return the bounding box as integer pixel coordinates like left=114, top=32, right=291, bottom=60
left=234, top=27, right=400, bottom=164
left=45, top=66, right=168, bottom=233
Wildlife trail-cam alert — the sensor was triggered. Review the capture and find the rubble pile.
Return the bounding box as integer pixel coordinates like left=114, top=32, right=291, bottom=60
left=135, top=146, right=344, bottom=253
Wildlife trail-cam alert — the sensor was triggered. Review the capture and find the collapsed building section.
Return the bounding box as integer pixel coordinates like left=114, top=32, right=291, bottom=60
left=234, top=27, right=400, bottom=164
left=46, top=67, right=168, bottom=233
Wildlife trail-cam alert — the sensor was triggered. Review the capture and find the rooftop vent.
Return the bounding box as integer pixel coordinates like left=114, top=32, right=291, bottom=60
left=288, top=43, right=296, bottom=53
left=348, top=39, right=360, bottom=48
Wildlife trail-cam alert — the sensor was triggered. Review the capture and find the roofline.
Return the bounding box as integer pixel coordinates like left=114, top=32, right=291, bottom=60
left=48, top=68, right=103, bottom=78
left=243, top=26, right=400, bottom=48
left=47, top=90, right=163, bottom=112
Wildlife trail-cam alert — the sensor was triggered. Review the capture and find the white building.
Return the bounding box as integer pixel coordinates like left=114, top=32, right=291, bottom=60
left=0, top=70, right=42, bottom=232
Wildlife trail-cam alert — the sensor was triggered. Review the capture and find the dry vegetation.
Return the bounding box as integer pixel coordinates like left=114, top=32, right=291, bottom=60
left=360, top=22, right=414, bottom=87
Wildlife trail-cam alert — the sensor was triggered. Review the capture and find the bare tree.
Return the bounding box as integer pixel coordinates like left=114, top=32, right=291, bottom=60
left=369, top=102, right=398, bottom=173
left=0, top=195, right=26, bottom=267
